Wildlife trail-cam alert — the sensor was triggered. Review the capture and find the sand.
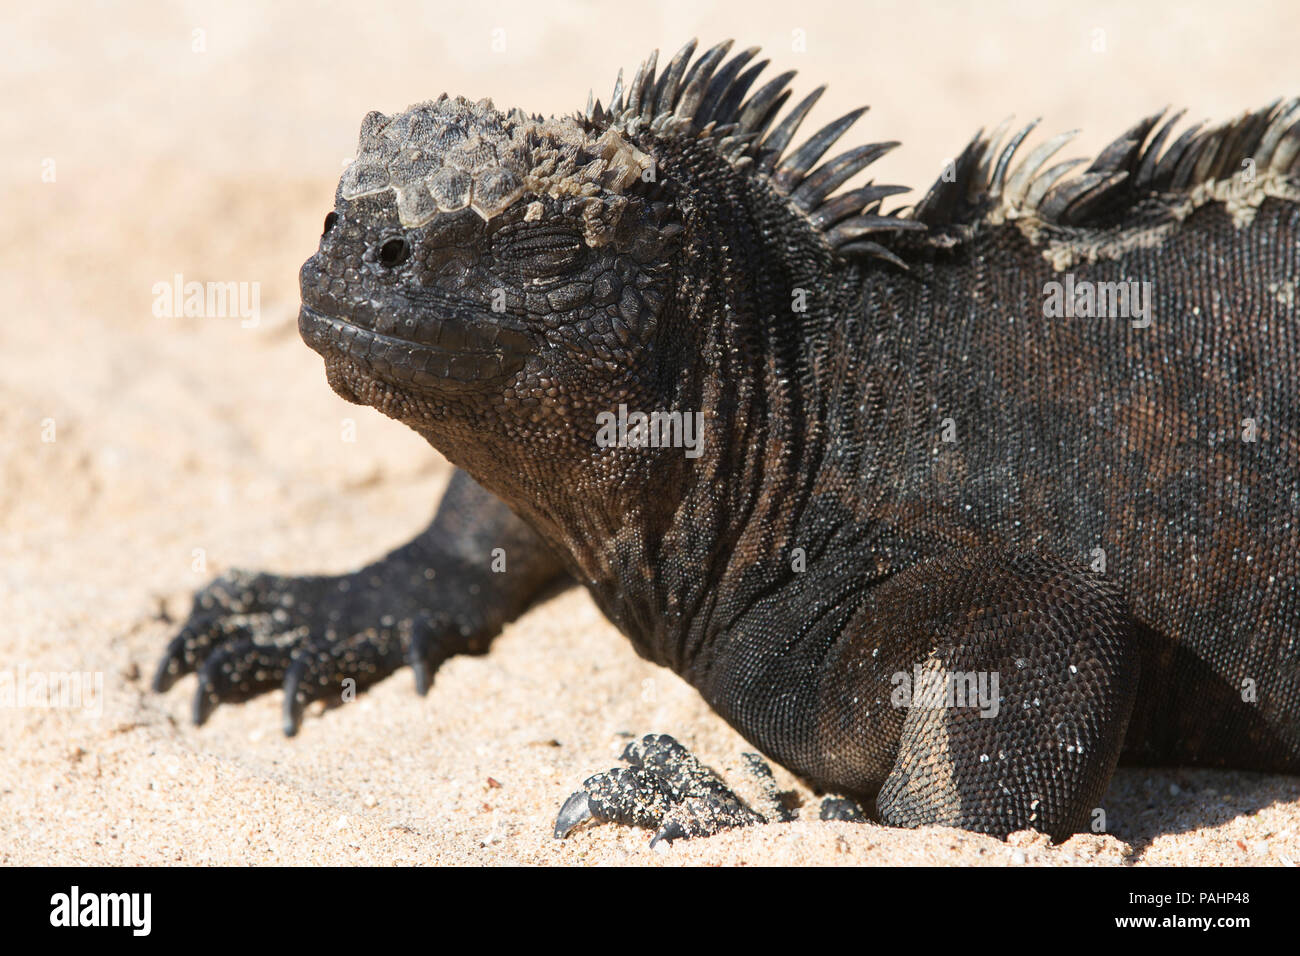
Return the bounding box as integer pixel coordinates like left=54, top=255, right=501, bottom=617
left=2, top=0, right=1297, bottom=866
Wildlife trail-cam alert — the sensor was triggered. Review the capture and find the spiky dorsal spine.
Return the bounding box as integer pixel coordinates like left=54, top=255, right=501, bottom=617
left=588, top=39, right=923, bottom=266
left=913, top=99, right=1300, bottom=232
left=593, top=41, right=1300, bottom=263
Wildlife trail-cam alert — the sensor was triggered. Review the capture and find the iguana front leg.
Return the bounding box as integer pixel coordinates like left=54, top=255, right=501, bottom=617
left=839, top=551, right=1141, bottom=838
left=749, top=549, right=1142, bottom=838
left=153, top=469, right=569, bottom=734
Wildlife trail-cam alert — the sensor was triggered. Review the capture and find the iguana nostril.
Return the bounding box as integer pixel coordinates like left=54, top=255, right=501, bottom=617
left=379, top=237, right=410, bottom=268
left=322, top=211, right=338, bottom=237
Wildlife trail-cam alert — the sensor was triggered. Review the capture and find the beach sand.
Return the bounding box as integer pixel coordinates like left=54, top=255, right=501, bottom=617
left=2, top=0, right=1297, bottom=865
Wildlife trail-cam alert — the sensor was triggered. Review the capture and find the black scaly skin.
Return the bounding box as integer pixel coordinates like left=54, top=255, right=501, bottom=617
left=157, top=39, right=1300, bottom=842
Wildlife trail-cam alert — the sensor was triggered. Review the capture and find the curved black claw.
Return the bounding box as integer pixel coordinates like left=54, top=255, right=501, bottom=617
left=649, top=820, right=687, bottom=849
left=553, top=734, right=766, bottom=846
left=153, top=618, right=213, bottom=693
left=281, top=655, right=313, bottom=738
left=279, top=628, right=407, bottom=736
left=154, top=612, right=268, bottom=693
left=554, top=791, right=595, bottom=839
left=153, top=569, right=297, bottom=694
left=406, top=614, right=445, bottom=696
left=191, top=634, right=297, bottom=726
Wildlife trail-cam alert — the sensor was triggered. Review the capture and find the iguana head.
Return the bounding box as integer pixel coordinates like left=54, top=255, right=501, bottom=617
left=299, top=91, right=680, bottom=435
left=298, top=39, right=916, bottom=490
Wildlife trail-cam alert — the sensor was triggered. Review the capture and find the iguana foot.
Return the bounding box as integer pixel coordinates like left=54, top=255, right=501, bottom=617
left=153, top=472, right=569, bottom=736
left=153, top=567, right=474, bottom=735
left=554, top=734, right=773, bottom=846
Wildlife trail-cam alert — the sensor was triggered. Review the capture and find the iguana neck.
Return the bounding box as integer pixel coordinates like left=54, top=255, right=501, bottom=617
left=424, top=143, right=860, bottom=671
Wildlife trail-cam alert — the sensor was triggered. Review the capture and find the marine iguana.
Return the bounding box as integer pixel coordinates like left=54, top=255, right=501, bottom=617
left=154, top=39, right=1300, bottom=842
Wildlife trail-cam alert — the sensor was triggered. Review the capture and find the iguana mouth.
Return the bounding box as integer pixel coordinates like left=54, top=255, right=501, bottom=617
left=298, top=304, right=530, bottom=387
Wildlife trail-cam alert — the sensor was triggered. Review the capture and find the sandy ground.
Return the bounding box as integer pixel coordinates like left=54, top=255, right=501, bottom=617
left=2, top=0, right=1298, bottom=866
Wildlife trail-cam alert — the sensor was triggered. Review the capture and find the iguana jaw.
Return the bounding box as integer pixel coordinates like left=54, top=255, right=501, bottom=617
left=298, top=302, right=530, bottom=390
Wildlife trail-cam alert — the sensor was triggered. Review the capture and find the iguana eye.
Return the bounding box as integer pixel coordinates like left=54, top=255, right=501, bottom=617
left=378, top=237, right=411, bottom=268
left=322, top=211, right=338, bottom=237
